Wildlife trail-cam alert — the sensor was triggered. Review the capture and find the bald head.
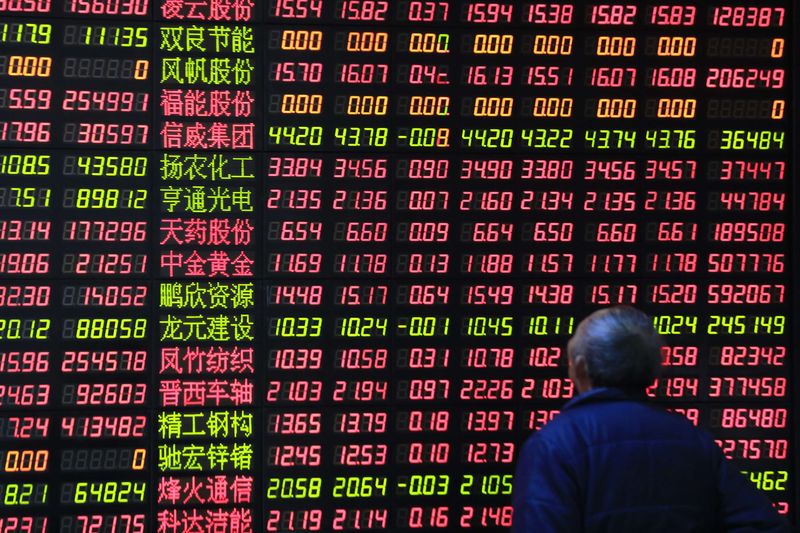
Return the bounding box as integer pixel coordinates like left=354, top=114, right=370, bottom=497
left=567, top=306, right=663, bottom=393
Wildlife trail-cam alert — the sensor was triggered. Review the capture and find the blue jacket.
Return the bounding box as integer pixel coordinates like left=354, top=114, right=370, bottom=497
left=513, top=388, right=792, bottom=532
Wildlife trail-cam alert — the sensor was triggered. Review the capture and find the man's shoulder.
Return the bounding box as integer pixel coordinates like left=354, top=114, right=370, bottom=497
left=535, top=396, right=716, bottom=450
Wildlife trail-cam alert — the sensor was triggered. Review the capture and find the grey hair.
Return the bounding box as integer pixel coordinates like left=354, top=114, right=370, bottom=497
left=567, top=306, right=663, bottom=390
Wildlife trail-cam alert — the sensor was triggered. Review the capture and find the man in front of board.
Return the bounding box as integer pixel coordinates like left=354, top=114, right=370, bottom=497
left=512, top=306, right=792, bottom=532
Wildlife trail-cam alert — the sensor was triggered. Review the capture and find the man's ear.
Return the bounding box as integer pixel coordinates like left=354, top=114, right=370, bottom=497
left=569, top=355, right=592, bottom=393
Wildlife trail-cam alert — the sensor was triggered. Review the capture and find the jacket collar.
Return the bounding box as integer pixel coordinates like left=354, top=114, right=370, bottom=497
left=562, top=387, right=649, bottom=411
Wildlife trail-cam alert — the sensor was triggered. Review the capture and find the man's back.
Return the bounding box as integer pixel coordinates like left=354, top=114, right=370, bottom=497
left=513, top=388, right=790, bottom=532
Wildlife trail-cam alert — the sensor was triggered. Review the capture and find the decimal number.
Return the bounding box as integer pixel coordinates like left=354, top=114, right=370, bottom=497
left=271, top=62, right=323, bottom=83
left=266, top=412, right=321, bottom=435
left=463, top=285, right=514, bottom=305
left=336, top=63, right=389, bottom=85
left=0, top=516, right=48, bottom=533
left=396, top=442, right=450, bottom=465
left=268, top=316, right=322, bottom=337
left=268, top=284, right=323, bottom=305
left=0, top=220, right=50, bottom=241
left=648, top=4, right=696, bottom=25
left=334, top=476, right=387, bottom=498
left=266, top=188, right=322, bottom=210
left=336, top=348, right=387, bottom=370
left=336, top=317, right=388, bottom=337
left=404, top=1, right=449, bottom=22
left=266, top=380, right=323, bottom=403
left=0, top=429, right=46, bottom=454
left=332, top=404, right=383, bottom=428
left=0, top=187, right=50, bottom=208
left=0, top=319, right=50, bottom=340
left=0, top=88, right=51, bottom=110
left=268, top=444, right=322, bottom=467
left=334, top=222, right=387, bottom=242
left=396, top=348, right=450, bottom=369
left=521, top=222, right=573, bottom=242
left=462, top=410, right=513, bottom=431
left=459, top=474, right=512, bottom=496
left=0, top=253, right=49, bottom=274
left=660, top=346, right=697, bottom=367
left=267, top=477, right=322, bottom=500
left=464, top=3, right=514, bottom=23
left=464, top=65, right=514, bottom=87
left=0, top=483, right=48, bottom=505
left=520, top=377, right=574, bottom=399
left=265, top=509, right=323, bottom=533
left=0, top=153, right=49, bottom=176
left=268, top=253, right=322, bottom=274
left=0, top=351, right=48, bottom=373
left=525, top=253, right=573, bottom=273
left=396, top=380, right=449, bottom=401
left=269, top=348, right=322, bottom=370
left=463, top=441, right=514, bottom=463
left=339, top=284, right=390, bottom=305
left=334, top=189, right=387, bottom=211
left=266, top=221, right=322, bottom=242
left=271, top=0, right=324, bottom=18
left=526, top=3, right=574, bottom=24
left=333, top=380, right=388, bottom=401
left=0, top=286, right=50, bottom=307
left=0, top=22, right=51, bottom=45
left=338, top=0, right=389, bottom=21
left=0, top=121, right=50, bottom=143
left=268, top=126, right=323, bottom=147
left=397, top=410, right=449, bottom=432
left=334, top=508, right=388, bottom=530
left=648, top=284, right=697, bottom=304
left=337, top=253, right=387, bottom=274
left=267, top=156, right=323, bottom=178
left=587, top=4, right=636, bottom=25
left=0, top=384, right=50, bottom=407
left=648, top=67, right=696, bottom=88
left=0, top=417, right=49, bottom=439
left=3, top=461, right=51, bottom=490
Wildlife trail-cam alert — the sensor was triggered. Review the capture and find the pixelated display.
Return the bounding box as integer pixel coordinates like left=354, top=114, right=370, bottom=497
left=0, top=0, right=795, bottom=531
